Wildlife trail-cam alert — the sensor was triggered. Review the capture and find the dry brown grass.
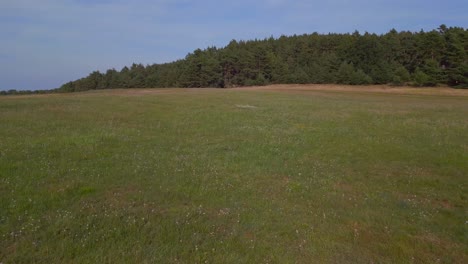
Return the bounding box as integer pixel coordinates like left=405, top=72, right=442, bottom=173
left=2, top=84, right=467, bottom=99
left=232, top=84, right=468, bottom=97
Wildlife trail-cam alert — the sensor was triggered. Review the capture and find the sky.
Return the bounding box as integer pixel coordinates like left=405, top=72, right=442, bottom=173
left=1, top=0, right=467, bottom=91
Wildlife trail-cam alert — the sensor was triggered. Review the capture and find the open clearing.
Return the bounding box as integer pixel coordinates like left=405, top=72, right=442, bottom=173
left=1, top=85, right=467, bottom=263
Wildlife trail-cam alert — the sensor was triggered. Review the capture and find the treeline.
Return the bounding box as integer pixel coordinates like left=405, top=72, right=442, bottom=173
left=0, top=89, right=52, bottom=96
left=2, top=25, right=466, bottom=95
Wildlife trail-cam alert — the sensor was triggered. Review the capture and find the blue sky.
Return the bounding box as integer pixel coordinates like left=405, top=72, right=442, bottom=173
left=1, top=0, right=467, bottom=90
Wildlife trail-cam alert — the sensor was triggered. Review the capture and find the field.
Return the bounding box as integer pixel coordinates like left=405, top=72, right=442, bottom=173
left=1, top=84, right=467, bottom=263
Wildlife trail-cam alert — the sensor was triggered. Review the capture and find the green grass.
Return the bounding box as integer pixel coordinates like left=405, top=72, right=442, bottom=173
left=1, top=88, right=467, bottom=263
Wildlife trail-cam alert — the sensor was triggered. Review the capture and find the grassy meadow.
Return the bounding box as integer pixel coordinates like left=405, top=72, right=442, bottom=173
left=1, top=86, right=467, bottom=263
